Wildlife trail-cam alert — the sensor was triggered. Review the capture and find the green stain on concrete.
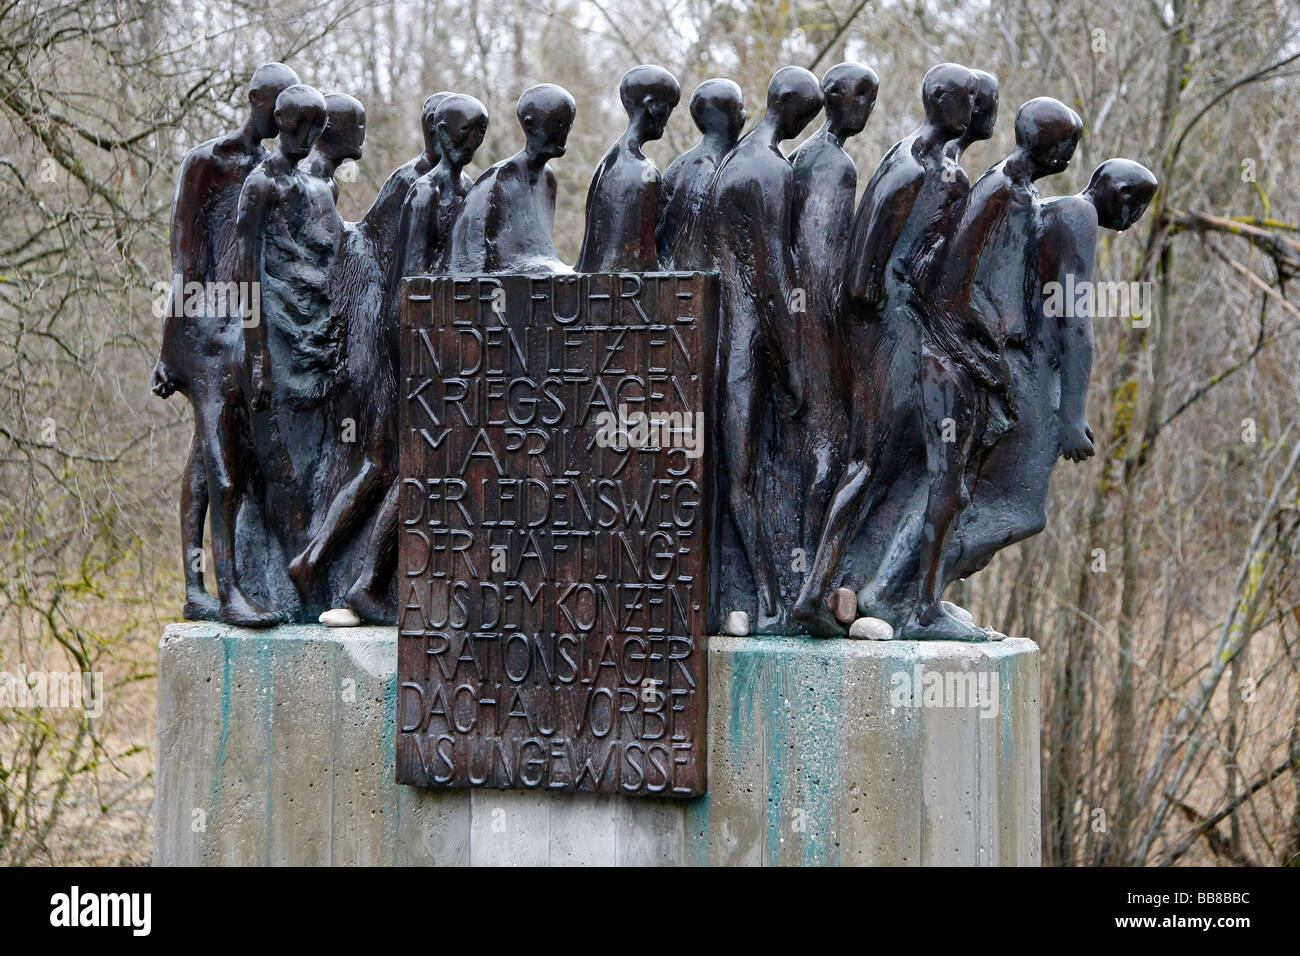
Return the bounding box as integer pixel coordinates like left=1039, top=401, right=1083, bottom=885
left=255, top=635, right=275, bottom=867
left=802, top=641, right=845, bottom=866
left=684, top=792, right=712, bottom=867
left=726, top=642, right=766, bottom=764
left=204, top=633, right=235, bottom=863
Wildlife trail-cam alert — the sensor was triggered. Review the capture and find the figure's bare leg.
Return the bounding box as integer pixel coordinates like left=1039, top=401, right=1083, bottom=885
left=856, top=478, right=927, bottom=620
left=944, top=486, right=1047, bottom=582
left=203, top=395, right=280, bottom=628
left=902, top=352, right=988, bottom=642
left=288, top=456, right=388, bottom=597
left=792, top=455, right=883, bottom=635
left=801, top=437, right=841, bottom=559
left=180, top=428, right=220, bottom=620
left=722, top=336, right=781, bottom=618
left=943, top=431, right=1050, bottom=582
left=345, top=479, right=399, bottom=623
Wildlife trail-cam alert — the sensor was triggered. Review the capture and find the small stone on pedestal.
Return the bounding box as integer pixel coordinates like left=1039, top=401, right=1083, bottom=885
left=724, top=610, right=750, bottom=636
left=849, top=616, right=894, bottom=641
left=828, top=587, right=858, bottom=624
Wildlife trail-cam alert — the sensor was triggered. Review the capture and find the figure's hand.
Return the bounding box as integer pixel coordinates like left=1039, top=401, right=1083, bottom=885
left=151, top=359, right=176, bottom=399
left=1060, top=420, right=1095, bottom=462
left=248, top=348, right=272, bottom=411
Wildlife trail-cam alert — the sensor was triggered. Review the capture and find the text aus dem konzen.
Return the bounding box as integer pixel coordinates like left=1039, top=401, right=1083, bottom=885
left=397, top=273, right=714, bottom=796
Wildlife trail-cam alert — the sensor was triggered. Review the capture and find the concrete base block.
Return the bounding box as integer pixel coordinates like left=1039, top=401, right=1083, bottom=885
left=155, top=624, right=1039, bottom=866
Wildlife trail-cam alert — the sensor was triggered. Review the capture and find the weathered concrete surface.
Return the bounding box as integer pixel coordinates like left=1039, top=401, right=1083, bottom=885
left=155, top=624, right=1039, bottom=866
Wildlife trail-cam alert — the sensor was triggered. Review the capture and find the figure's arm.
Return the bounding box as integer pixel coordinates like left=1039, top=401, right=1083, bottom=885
left=845, top=170, right=920, bottom=313
left=938, top=178, right=1006, bottom=316
left=1051, top=203, right=1100, bottom=461
left=574, top=160, right=598, bottom=269
left=655, top=161, right=679, bottom=263
left=153, top=153, right=206, bottom=396
left=395, top=180, right=432, bottom=281
left=235, top=174, right=273, bottom=410
left=752, top=173, right=804, bottom=416
left=544, top=166, right=558, bottom=229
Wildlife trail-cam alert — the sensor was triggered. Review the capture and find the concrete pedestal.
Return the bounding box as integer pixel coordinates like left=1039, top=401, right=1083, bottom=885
left=154, top=623, right=1039, bottom=866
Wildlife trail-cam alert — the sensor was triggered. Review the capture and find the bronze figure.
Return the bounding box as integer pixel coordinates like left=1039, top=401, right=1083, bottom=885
left=576, top=65, right=680, bottom=272
left=330, top=93, right=490, bottom=624
left=710, top=66, right=823, bottom=628
left=303, top=92, right=366, bottom=201
left=794, top=63, right=979, bottom=637
left=942, top=159, right=1158, bottom=583
left=657, top=78, right=745, bottom=269
left=235, top=83, right=344, bottom=618
left=446, top=84, right=576, bottom=275
left=789, top=62, right=878, bottom=571
left=152, top=62, right=301, bottom=626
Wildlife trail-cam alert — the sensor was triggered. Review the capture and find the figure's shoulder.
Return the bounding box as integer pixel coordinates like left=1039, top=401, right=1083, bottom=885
left=614, top=148, right=658, bottom=188
left=303, top=169, right=337, bottom=205
left=969, top=161, right=1013, bottom=196
left=185, top=134, right=230, bottom=164
left=861, top=149, right=921, bottom=207
left=378, top=157, right=418, bottom=194
left=239, top=160, right=277, bottom=198
left=460, top=161, right=516, bottom=215
left=790, top=128, right=827, bottom=165
left=715, top=139, right=782, bottom=189
left=799, top=139, right=855, bottom=182
left=662, top=147, right=695, bottom=180
left=177, top=137, right=228, bottom=184
left=405, top=170, right=438, bottom=204
left=1040, top=195, right=1098, bottom=243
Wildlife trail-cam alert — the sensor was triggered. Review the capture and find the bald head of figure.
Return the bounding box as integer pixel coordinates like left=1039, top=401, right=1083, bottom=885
left=518, top=84, right=577, bottom=161
left=248, top=63, right=302, bottom=139
left=1085, top=158, right=1158, bottom=231
left=689, top=78, right=746, bottom=145
left=921, top=63, right=977, bottom=140
left=434, top=94, right=489, bottom=169
left=965, top=69, right=1000, bottom=144
left=765, top=66, right=824, bottom=141
left=316, top=92, right=366, bottom=164
left=421, top=91, right=454, bottom=156
left=1014, top=96, right=1083, bottom=178
left=822, top=62, right=879, bottom=139
left=274, top=84, right=328, bottom=162
left=620, top=65, right=681, bottom=142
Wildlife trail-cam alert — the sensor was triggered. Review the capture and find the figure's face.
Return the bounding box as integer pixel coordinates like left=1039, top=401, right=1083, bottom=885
left=526, top=106, right=574, bottom=159
left=323, top=109, right=366, bottom=162
left=701, top=97, right=746, bottom=141
left=727, top=98, right=748, bottom=140
left=928, top=79, right=976, bottom=140
left=774, top=90, right=823, bottom=141
left=1093, top=175, right=1157, bottom=231
left=639, top=91, right=678, bottom=141
left=1031, top=125, right=1080, bottom=177
left=439, top=112, right=488, bottom=168
left=966, top=86, right=999, bottom=142
left=828, top=78, right=878, bottom=138
left=277, top=105, right=326, bottom=162
left=250, top=84, right=292, bottom=139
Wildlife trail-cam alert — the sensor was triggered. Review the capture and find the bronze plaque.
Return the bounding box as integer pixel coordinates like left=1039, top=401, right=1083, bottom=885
left=396, top=273, right=715, bottom=796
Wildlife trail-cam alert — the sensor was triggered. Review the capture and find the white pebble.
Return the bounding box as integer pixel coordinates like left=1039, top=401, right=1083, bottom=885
left=724, top=610, right=750, bottom=637
left=319, top=607, right=362, bottom=628
left=848, top=616, right=894, bottom=641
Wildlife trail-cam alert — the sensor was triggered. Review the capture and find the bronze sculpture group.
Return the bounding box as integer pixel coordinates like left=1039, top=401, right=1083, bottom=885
left=153, top=56, right=1157, bottom=640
